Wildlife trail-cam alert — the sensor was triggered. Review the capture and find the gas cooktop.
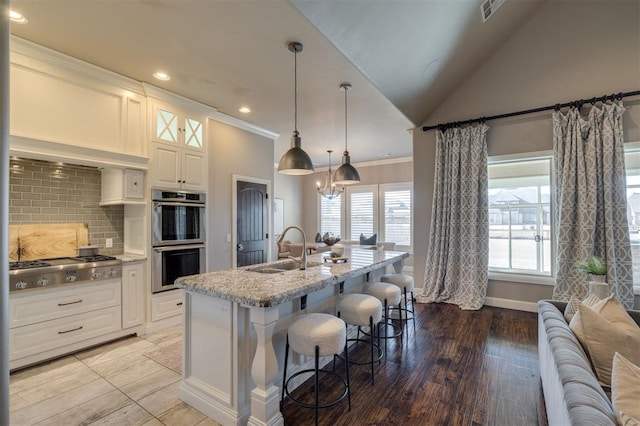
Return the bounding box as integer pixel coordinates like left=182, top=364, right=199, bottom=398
left=9, top=255, right=117, bottom=271
left=9, top=256, right=122, bottom=292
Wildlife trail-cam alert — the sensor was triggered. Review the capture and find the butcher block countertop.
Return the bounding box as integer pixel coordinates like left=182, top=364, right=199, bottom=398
left=175, top=246, right=409, bottom=308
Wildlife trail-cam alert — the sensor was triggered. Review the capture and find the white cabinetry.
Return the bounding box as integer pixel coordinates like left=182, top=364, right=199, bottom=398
left=151, top=289, right=184, bottom=322
left=147, top=94, right=209, bottom=191
left=10, top=37, right=148, bottom=161
left=9, top=280, right=127, bottom=370
left=100, top=168, right=145, bottom=205
left=122, top=262, right=145, bottom=329
left=152, top=143, right=205, bottom=191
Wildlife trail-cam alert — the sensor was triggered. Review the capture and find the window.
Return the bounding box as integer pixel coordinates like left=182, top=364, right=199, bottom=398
left=624, top=148, right=640, bottom=293
left=318, top=182, right=413, bottom=249
left=380, top=183, right=412, bottom=248
left=488, top=157, right=552, bottom=276
left=319, top=194, right=342, bottom=237
left=347, top=185, right=378, bottom=242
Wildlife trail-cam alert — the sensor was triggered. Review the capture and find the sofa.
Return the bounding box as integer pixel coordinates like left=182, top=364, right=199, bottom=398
left=538, top=300, right=640, bottom=425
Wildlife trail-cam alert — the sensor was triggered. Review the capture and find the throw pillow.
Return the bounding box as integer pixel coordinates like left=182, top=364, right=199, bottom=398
left=619, top=411, right=640, bottom=426
left=315, top=232, right=322, bottom=243
left=564, top=293, right=600, bottom=323
left=360, top=233, right=377, bottom=245
left=569, top=297, right=640, bottom=388
left=612, top=352, right=640, bottom=426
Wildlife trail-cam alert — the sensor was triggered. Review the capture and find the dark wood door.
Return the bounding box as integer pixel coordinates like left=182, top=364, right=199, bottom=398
left=236, top=181, right=268, bottom=267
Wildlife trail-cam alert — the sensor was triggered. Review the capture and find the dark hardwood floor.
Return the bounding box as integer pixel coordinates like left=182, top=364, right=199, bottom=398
left=282, top=302, right=548, bottom=426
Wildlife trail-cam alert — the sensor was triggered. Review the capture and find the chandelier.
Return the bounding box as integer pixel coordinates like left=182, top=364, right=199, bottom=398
left=316, top=150, right=344, bottom=200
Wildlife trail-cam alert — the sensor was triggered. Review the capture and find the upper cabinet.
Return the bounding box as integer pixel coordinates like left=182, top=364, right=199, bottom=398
left=145, top=86, right=214, bottom=192
left=100, top=168, right=146, bottom=206
left=153, top=107, right=204, bottom=150
left=9, top=38, right=148, bottom=163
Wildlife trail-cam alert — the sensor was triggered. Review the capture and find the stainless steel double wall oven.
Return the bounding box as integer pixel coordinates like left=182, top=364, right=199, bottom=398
left=151, top=189, right=206, bottom=293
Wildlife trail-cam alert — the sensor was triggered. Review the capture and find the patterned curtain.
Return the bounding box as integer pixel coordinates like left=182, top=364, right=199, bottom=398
left=417, top=124, right=489, bottom=310
left=553, top=101, right=634, bottom=308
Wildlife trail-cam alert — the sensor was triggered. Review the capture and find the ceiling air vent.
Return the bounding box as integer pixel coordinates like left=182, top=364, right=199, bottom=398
left=481, top=0, right=505, bottom=23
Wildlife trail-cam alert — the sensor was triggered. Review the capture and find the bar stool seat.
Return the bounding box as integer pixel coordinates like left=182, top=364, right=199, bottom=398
left=364, top=282, right=403, bottom=353
left=381, top=273, right=415, bottom=332
left=336, top=294, right=383, bottom=385
left=281, top=313, right=350, bottom=426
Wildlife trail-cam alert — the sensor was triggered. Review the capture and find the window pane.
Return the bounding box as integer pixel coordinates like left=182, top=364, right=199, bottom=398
left=624, top=150, right=640, bottom=293
left=384, top=189, right=411, bottom=246
left=320, top=195, right=342, bottom=237
left=350, top=192, right=374, bottom=241
left=488, top=157, right=552, bottom=276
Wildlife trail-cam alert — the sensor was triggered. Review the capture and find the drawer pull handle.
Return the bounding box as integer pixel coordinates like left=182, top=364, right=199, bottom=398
left=58, top=299, right=83, bottom=306
left=58, top=326, right=83, bottom=334
left=176, top=302, right=183, bottom=306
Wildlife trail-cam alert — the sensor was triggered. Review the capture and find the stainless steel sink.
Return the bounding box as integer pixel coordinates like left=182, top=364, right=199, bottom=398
left=247, top=260, right=322, bottom=274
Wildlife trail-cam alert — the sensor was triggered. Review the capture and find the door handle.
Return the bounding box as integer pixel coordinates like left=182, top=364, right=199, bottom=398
left=237, top=243, right=244, bottom=251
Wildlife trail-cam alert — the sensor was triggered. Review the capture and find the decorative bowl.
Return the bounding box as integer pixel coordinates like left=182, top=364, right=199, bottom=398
left=322, top=236, right=341, bottom=246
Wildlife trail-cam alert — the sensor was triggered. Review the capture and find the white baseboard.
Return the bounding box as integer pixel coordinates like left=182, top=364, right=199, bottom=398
left=484, top=297, right=538, bottom=313
left=413, top=288, right=538, bottom=313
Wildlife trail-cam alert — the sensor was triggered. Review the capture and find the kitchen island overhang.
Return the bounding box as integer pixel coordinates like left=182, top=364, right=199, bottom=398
left=175, top=247, right=409, bottom=426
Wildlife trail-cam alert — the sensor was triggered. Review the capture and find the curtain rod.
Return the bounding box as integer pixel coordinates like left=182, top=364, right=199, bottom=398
left=421, top=90, right=640, bottom=132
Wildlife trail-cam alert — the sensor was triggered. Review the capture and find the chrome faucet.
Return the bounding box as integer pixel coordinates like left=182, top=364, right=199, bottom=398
left=276, top=225, right=307, bottom=270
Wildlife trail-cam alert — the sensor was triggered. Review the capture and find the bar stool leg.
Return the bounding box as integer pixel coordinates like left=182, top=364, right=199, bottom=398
left=411, top=290, right=416, bottom=332
left=369, top=315, right=375, bottom=385
left=398, top=302, right=404, bottom=345
left=383, top=299, right=388, bottom=358
left=344, top=335, right=351, bottom=410
left=281, top=335, right=290, bottom=410
left=314, top=345, right=319, bottom=426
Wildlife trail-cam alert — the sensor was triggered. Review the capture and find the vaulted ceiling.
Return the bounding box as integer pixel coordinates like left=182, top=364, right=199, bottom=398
left=9, top=0, right=546, bottom=166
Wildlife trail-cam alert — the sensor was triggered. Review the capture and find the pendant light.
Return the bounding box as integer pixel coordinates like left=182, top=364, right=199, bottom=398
left=317, top=150, right=344, bottom=199
left=277, top=42, right=314, bottom=175
left=333, top=83, right=360, bottom=185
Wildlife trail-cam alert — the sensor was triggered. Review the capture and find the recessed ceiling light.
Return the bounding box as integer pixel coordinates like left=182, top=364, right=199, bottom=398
left=10, top=10, right=28, bottom=24
left=239, top=106, right=251, bottom=114
left=153, top=71, right=170, bottom=81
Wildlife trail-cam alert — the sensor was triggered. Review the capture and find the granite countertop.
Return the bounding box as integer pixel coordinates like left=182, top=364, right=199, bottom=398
left=115, top=253, right=147, bottom=263
left=175, top=246, right=409, bottom=308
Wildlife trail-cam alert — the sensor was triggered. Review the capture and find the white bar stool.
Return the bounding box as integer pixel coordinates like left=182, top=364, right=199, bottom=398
left=336, top=293, right=383, bottom=385
left=364, top=282, right=403, bottom=355
left=281, top=313, right=350, bottom=426
left=381, top=273, right=415, bottom=332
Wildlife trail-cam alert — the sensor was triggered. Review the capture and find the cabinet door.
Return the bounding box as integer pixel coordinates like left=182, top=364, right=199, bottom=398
left=122, top=263, right=145, bottom=329
left=152, top=144, right=180, bottom=189
left=124, top=169, right=145, bottom=199
left=154, top=107, right=179, bottom=144
left=183, top=116, right=204, bottom=150
left=182, top=150, right=206, bottom=190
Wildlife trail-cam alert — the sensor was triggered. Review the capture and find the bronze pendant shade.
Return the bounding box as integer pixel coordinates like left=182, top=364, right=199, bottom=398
left=333, top=83, right=360, bottom=185
left=277, top=42, right=314, bottom=176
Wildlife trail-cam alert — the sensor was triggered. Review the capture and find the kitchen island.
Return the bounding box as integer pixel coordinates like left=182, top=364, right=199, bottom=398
left=174, top=246, right=409, bottom=426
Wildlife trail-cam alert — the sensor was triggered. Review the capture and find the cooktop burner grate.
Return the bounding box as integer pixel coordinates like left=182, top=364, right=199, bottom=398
left=74, top=255, right=117, bottom=262
left=9, top=260, right=52, bottom=270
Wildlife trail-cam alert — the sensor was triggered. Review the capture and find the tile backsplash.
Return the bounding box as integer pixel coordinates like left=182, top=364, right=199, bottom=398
left=9, top=158, right=124, bottom=256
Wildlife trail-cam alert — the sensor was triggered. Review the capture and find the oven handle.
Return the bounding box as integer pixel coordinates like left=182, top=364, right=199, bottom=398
left=153, top=201, right=205, bottom=209
left=153, top=244, right=206, bottom=252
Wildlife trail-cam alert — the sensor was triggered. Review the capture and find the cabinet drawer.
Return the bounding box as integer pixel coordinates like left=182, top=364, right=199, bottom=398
left=151, top=289, right=184, bottom=322
left=10, top=280, right=121, bottom=328
left=10, top=305, right=122, bottom=361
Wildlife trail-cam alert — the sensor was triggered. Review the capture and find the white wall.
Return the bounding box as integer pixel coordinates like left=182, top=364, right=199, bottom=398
left=413, top=0, right=640, bottom=307
left=208, top=119, right=275, bottom=271
left=273, top=171, right=304, bottom=249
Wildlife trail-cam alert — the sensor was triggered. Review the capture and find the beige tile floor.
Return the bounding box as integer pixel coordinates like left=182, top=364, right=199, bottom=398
left=9, top=326, right=222, bottom=426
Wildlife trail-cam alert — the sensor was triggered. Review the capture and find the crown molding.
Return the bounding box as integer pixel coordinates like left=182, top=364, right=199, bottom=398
left=142, top=83, right=218, bottom=115
left=209, top=110, right=279, bottom=140
left=312, top=155, right=412, bottom=172
left=10, top=36, right=145, bottom=95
